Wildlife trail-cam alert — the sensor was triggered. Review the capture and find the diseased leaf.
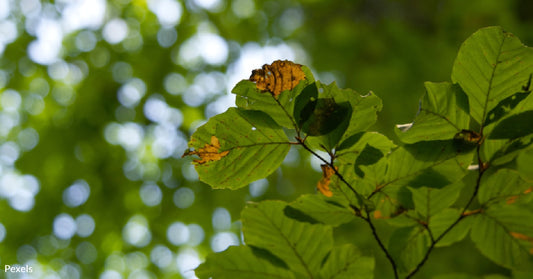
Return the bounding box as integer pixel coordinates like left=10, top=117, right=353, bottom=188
left=396, top=82, right=470, bottom=144
left=195, top=245, right=295, bottom=279
left=317, top=164, right=337, bottom=197
left=470, top=204, right=533, bottom=270
left=183, top=135, right=229, bottom=164
left=233, top=64, right=314, bottom=128
left=319, top=244, right=375, bottom=279
left=185, top=108, right=290, bottom=189
left=249, top=60, right=306, bottom=98
left=451, top=26, right=533, bottom=125
left=242, top=201, right=333, bottom=278
left=290, top=194, right=356, bottom=226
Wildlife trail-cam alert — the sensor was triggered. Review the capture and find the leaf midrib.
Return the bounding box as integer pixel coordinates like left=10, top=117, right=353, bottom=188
left=481, top=34, right=507, bottom=128
left=255, top=206, right=315, bottom=279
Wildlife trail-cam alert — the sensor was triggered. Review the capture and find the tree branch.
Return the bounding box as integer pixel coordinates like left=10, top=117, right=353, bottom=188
left=406, top=144, right=487, bottom=278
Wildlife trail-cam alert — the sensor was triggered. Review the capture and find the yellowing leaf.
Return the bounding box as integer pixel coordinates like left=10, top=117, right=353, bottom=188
left=184, top=136, right=229, bottom=164
left=317, top=164, right=336, bottom=197
left=249, top=60, right=306, bottom=97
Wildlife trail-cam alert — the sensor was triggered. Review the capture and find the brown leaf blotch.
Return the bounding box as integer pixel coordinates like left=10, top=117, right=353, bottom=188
left=249, top=60, right=305, bottom=97
left=184, top=136, right=229, bottom=164
left=317, top=164, right=336, bottom=197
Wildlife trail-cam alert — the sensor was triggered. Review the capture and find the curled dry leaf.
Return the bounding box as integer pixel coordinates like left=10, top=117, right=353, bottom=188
left=249, top=60, right=306, bottom=97
left=317, top=164, right=337, bottom=197
left=183, top=136, right=229, bottom=164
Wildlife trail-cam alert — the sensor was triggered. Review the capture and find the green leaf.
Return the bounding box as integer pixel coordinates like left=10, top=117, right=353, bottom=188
left=289, top=194, right=356, bottom=227
left=409, top=182, right=462, bottom=218
left=517, top=147, right=533, bottom=181
left=489, top=111, right=533, bottom=139
left=293, top=83, right=319, bottom=128
left=283, top=205, right=320, bottom=224
left=301, top=97, right=352, bottom=149
left=384, top=141, right=473, bottom=189
left=232, top=65, right=314, bottom=129
left=319, top=244, right=375, bottom=279
left=514, top=271, right=533, bottom=279
left=195, top=245, right=295, bottom=279
left=395, top=82, right=470, bottom=144
left=451, top=26, right=533, bottom=125
left=431, top=209, right=474, bottom=248
left=388, top=225, right=431, bottom=273
left=470, top=204, right=533, bottom=270
left=433, top=274, right=510, bottom=279
left=484, top=90, right=530, bottom=127
left=478, top=169, right=532, bottom=205
left=335, top=89, right=382, bottom=143
left=487, top=135, right=533, bottom=166
left=333, top=132, right=394, bottom=203
left=432, top=274, right=477, bottom=279
left=367, top=140, right=473, bottom=218
left=242, top=201, right=333, bottom=277
left=186, top=108, right=290, bottom=189
left=336, top=131, right=396, bottom=178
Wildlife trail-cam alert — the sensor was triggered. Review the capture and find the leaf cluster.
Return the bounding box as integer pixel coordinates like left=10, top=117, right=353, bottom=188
left=185, top=27, right=533, bottom=278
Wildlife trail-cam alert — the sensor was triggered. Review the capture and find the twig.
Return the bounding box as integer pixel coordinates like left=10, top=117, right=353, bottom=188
left=406, top=144, right=487, bottom=278
left=365, top=215, right=399, bottom=279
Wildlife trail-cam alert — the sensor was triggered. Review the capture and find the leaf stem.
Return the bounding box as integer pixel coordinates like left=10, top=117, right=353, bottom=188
left=272, top=95, right=302, bottom=137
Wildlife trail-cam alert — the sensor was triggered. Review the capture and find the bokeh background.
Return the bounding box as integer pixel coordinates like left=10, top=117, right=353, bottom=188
left=0, top=0, right=532, bottom=278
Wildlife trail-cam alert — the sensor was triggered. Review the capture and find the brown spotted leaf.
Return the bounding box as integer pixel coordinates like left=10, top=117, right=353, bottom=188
left=249, top=60, right=306, bottom=97
left=184, top=136, right=229, bottom=164
left=317, top=164, right=337, bottom=197
left=470, top=204, right=533, bottom=270
left=184, top=108, right=291, bottom=190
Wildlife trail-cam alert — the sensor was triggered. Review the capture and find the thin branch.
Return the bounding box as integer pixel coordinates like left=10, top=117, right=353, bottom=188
left=296, top=137, right=363, bottom=209
left=365, top=215, right=399, bottom=279
left=406, top=143, right=487, bottom=279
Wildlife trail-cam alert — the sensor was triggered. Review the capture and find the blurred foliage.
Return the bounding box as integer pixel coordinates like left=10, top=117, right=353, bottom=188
left=0, top=0, right=532, bottom=278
